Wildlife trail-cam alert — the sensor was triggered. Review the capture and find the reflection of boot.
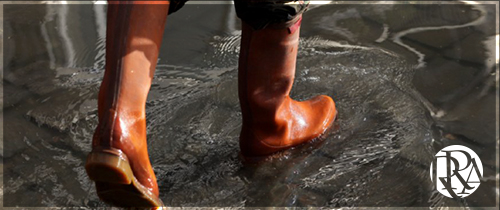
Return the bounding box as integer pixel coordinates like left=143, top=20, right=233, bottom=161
left=85, top=1, right=168, bottom=207
left=238, top=16, right=337, bottom=158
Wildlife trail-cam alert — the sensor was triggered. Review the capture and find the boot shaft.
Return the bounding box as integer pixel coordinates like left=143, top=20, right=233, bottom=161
left=238, top=17, right=302, bottom=126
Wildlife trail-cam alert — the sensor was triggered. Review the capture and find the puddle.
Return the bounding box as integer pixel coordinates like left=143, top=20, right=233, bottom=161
left=1, top=2, right=497, bottom=207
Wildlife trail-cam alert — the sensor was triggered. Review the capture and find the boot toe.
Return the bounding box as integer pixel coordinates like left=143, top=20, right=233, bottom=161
left=314, top=95, right=337, bottom=130
left=287, top=95, right=337, bottom=145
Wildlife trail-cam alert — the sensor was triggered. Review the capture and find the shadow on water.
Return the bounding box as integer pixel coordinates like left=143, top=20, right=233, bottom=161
left=1, top=2, right=497, bottom=208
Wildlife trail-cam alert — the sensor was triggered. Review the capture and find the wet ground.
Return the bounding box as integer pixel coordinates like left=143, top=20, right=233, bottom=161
left=1, top=1, right=498, bottom=208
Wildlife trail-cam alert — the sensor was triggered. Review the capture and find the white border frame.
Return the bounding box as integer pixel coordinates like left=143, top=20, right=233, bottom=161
left=0, top=1, right=498, bottom=209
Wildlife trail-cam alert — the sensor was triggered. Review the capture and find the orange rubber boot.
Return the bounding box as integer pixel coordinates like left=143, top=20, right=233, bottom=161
left=238, top=16, right=337, bottom=158
left=84, top=1, right=168, bottom=207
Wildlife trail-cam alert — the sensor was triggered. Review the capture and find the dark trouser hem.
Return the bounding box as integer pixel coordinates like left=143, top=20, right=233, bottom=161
left=234, top=0, right=309, bottom=30
left=167, top=0, right=309, bottom=30
left=168, top=0, right=188, bottom=14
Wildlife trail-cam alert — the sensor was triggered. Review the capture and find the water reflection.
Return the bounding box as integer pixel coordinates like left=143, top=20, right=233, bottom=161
left=1, top=2, right=498, bottom=208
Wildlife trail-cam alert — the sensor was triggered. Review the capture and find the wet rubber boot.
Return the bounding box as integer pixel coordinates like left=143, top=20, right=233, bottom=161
left=84, top=1, right=168, bottom=207
left=238, top=16, right=337, bottom=159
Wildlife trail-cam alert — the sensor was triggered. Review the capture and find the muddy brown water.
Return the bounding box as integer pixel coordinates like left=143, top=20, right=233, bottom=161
left=1, top=2, right=498, bottom=208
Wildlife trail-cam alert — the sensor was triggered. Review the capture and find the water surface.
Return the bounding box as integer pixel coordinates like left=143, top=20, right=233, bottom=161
left=1, top=2, right=498, bottom=207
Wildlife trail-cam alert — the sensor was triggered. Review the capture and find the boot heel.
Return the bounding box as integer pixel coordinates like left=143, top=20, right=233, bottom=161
left=85, top=148, right=164, bottom=207
left=85, top=148, right=134, bottom=185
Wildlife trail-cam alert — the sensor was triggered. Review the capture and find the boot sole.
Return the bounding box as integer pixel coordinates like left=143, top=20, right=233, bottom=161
left=85, top=148, right=164, bottom=207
